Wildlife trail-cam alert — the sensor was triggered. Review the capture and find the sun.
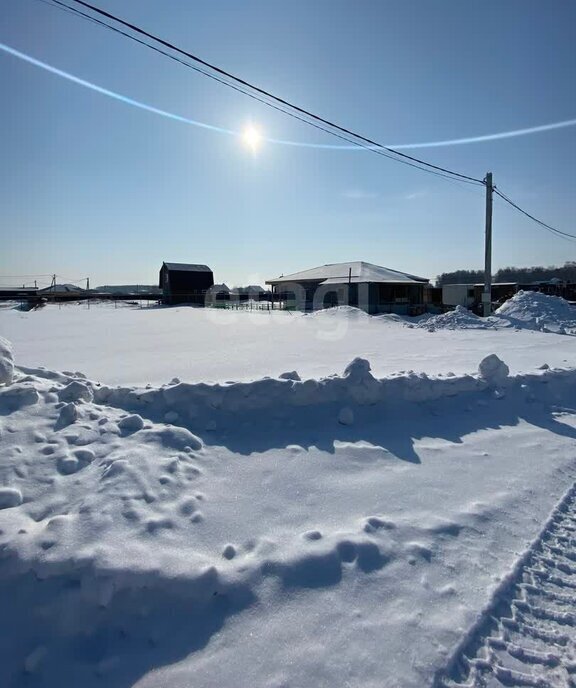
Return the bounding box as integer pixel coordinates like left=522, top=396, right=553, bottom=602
left=242, top=124, right=262, bottom=153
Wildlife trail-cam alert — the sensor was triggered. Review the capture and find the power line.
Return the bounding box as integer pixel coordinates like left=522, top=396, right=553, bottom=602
left=39, top=0, right=484, bottom=186
left=494, top=188, right=576, bottom=242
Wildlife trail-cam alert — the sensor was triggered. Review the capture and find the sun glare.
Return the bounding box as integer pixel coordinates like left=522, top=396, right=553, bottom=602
left=242, top=125, right=262, bottom=152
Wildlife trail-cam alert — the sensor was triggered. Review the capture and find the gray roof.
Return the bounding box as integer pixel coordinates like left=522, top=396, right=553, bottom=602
left=162, top=262, right=212, bottom=273
left=38, top=284, right=86, bottom=293
left=266, top=261, right=429, bottom=286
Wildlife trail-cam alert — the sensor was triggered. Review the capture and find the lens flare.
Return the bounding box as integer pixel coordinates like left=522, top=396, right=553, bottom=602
left=242, top=125, right=262, bottom=152
left=1, top=41, right=575, bottom=151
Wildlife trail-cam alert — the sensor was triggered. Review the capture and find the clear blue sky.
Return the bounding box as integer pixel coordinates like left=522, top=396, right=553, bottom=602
left=1, top=0, right=575, bottom=288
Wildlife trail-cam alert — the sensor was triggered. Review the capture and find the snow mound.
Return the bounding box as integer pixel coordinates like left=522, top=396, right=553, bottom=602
left=495, top=290, right=576, bottom=334
left=414, top=306, right=492, bottom=331
left=306, top=305, right=369, bottom=319
left=0, top=336, right=14, bottom=385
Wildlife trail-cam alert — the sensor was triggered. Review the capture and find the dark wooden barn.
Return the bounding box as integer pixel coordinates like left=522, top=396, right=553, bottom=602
left=159, top=262, right=214, bottom=305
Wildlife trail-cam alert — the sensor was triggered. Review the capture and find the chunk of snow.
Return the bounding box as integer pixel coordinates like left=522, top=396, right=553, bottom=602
left=343, top=357, right=372, bottom=381
left=478, top=354, right=510, bottom=385
left=279, top=371, right=301, bottom=381
left=118, top=414, right=144, bottom=432
left=0, top=384, right=39, bottom=410
left=58, top=380, right=93, bottom=403
left=57, top=402, right=78, bottom=426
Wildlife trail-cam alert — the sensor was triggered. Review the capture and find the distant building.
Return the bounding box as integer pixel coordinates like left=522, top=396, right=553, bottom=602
left=159, top=262, right=214, bottom=305
left=0, top=287, right=38, bottom=301
left=230, top=285, right=267, bottom=301
left=207, top=283, right=231, bottom=302
left=38, top=284, right=86, bottom=294
left=266, top=261, right=429, bottom=314
left=211, top=283, right=230, bottom=293
left=231, top=285, right=266, bottom=295
left=442, top=283, right=517, bottom=310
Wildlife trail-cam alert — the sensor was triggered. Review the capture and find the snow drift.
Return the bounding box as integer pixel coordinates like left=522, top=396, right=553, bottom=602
left=495, top=290, right=576, bottom=334
left=413, top=305, right=494, bottom=331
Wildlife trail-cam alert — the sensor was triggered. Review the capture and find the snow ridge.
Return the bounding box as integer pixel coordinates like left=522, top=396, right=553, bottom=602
left=84, top=356, right=574, bottom=437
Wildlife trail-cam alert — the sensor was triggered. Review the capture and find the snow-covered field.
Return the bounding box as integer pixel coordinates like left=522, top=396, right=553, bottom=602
left=1, top=294, right=575, bottom=688
left=1, top=293, right=575, bottom=386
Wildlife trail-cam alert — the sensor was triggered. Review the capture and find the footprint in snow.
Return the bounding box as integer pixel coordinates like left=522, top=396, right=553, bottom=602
left=222, top=544, right=237, bottom=560
left=363, top=516, right=396, bottom=533
left=303, top=530, right=323, bottom=541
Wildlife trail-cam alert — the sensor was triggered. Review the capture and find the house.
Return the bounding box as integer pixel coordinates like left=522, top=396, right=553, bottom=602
left=230, top=285, right=267, bottom=301
left=159, top=262, right=214, bottom=305
left=266, top=261, right=429, bottom=314
left=207, top=283, right=231, bottom=302
left=0, top=287, right=38, bottom=301
left=38, top=284, right=86, bottom=295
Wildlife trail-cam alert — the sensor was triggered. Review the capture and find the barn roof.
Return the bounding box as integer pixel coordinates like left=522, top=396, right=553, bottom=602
left=162, top=262, right=212, bottom=273
left=266, top=261, right=429, bottom=285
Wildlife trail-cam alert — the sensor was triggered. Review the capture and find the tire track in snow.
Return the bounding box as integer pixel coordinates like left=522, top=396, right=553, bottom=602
left=436, top=481, right=576, bottom=687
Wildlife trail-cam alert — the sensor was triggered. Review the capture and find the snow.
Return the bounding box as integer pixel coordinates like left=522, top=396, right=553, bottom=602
left=414, top=304, right=495, bottom=330
left=477, top=352, right=510, bottom=385
left=0, top=335, right=14, bottom=384
left=0, top=486, right=23, bottom=509
left=0, top=302, right=574, bottom=387
left=266, top=260, right=428, bottom=285
left=495, top=290, right=576, bottom=334
left=1, top=303, right=576, bottom=687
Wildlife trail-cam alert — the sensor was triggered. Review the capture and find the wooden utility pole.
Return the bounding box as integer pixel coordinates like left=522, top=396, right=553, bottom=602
left=482, top=172, right=493, bottom=317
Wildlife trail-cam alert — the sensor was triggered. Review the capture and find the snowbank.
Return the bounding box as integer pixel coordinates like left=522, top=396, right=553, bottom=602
left=93, top=356, right=492, bottom=431
left=411, top=292, right=576, bottom=336
left=413, top=306, right=495, bottom=331
left=305, top=305, right=369, bottom=319
left=495, top=290, right=576, bottom=334
left=0, top=335, right=14, bottom=384
left=83, top=353, right=574, bottom=442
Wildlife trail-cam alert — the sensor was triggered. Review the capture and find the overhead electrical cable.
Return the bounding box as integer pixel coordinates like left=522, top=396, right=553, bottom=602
left=0, top=38, right=482, bottom=186
left=17, top=0, right=575, bottom=245
left=38, top=0, right=484, bottom=185
left=27, top=2, right=576, bottom=151
left=494, top=188, right=576, bottom=242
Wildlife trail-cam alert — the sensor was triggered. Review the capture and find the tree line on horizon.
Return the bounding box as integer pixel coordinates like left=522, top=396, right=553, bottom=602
left=436, top=262, right=576, bottom=286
